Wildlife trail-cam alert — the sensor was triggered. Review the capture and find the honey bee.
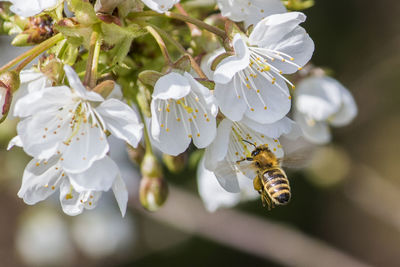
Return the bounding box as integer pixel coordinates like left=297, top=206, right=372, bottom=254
left=237, top=140, right=293, bottom=210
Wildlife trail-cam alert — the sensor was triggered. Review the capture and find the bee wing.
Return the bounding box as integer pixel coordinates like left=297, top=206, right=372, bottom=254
left=281, top=147, right=316, bottom=169
left=235, top=160, right=257, bottom=179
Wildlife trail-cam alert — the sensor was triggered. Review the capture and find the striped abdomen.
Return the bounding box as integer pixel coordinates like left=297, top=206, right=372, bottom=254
left=262, top=168, right=291, bottom=205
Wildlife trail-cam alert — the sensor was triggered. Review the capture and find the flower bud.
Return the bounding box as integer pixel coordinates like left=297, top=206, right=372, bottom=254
left=162, top=153, right=187, bottom=174
left=140, top=154, right=168, bottom=211
left=0, top=71, right=20, bottom=123
left=126, top=143, right=145, bottom=165
left=139, top=175, right=168, bottom=212
left=39, top=56, right=64, bottom=84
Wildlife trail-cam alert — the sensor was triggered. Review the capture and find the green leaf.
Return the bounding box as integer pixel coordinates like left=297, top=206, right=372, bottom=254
left=102, top=23, right=147, bottom=64
left=67, top=0, right=99, bottom=25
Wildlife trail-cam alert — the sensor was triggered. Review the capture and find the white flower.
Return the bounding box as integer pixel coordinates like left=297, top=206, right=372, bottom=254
left=217, top=0, right=286, bottom=28
left=14, top=65, right=143, bottom=173
left=294, top=76, right=357, bottom=144
left=204, top=117, right=293, bottom=192
left=141, top=0, right=179, bottom=13
left=197, top=157, right=258, bottom=212
left=213, top=12, right=314, bottom=124
left=6, top=0, right=62, bottom=17
left=9, top=69, right=53, bottom=119
left=17, top=155, right=129, bottom=216
left=150, top=72, right=217, bottom=156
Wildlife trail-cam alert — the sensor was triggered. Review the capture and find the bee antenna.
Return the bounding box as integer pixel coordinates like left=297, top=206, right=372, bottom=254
left=242, top=139, right=256, bottom=148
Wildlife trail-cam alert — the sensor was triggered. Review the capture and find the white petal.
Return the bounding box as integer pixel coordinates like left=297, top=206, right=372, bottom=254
left=217, top=0, right=286, bottom=28
left=214, top=34, right=250, bottom=84
left=64, top=65, right=104, bottom=102
left=96, top=99, right=143, bottom=148
left=197, top=157, right=241, bottom=212
left=200, top=48, right=225, bottom=80
left=330, top=84, right=358, bottom=127
left=59, top=179, right=103, bottom=216
left=153, top=72, right=191, bottom=100
left=141, top=0, right=179, bottom=13
left=112, top=175, right=128, bottom=217
left=7, top=135, right=22, bottom=150
left=243, top=77, right=291, bottom=124
left=249, top=12, right=306, bottom=47
left=204, top=119, right=232, bottom=171
left=8, top=0, right=61, bottom=17
left=68, top=156, right=119, bottom=192
left=215, top=79, right=247, bottom=121
left=17, top=108, right=72, bottom=159
left=59, top=180, right=83, bottom=216
left=61, top=121, right=109, bottom=173
left=241, top=116, right=295, bottom=139
left=18, top=156, right=63, bottom=205
left=14, top=86, right=73, bottom=118
left=295, top=111, right=331, bottom=144
left=295, top=76, right=343, bottom=121
left=150, top=100, right=191, bottom=156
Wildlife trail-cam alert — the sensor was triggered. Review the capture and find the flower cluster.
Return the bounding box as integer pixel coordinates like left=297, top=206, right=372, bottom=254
left=0, top=0, right=356, bottom=215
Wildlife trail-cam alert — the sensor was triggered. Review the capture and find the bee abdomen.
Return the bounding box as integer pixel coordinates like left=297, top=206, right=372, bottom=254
left=263, top=169, right=291, bottom=205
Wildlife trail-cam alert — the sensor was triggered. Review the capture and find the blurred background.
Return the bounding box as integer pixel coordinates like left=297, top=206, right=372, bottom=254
left=1, top=0, right=400, bottom=266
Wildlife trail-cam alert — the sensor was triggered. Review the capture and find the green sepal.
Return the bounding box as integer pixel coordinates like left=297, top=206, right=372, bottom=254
left=173, top=55, right=191, bottom=72
left=138, top=70, right=162, bottom=87
left=195, top=78, right=215, bottom=90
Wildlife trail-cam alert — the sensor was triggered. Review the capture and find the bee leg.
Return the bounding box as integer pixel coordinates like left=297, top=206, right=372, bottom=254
left=236, top=157, right=253, bottom=163
left=261, top=192, right=272, bottom=210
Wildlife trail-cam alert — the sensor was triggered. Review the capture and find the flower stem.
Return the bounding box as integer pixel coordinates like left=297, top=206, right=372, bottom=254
left=1, top=33, right=64, bottom=73
left=139, top=110, right=153, bottom=156
left=174, top=3, right=202, bottom=37
left=84, top=27, right=102, bottom=88
left=129, top=11, right=226, bottom=39
left=148, top=24, right=207, bottom=79
left=145, top=25, right=173, bottom=66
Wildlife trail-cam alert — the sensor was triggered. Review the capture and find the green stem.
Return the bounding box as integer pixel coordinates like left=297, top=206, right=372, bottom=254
left=84, top=27, right=101, bottom=87
left=129, top=11, right=226, bottom=39
left=145, top=25, right=173, bottom=66
left=148, top=24, right=207, bottom=79
left=139, top=110, right=154, bottom=156
left=1, top=33, right=64, bottom=73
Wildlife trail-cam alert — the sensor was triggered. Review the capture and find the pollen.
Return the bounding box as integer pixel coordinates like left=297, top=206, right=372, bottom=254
left=260, top=9, right=264, bottom=13
left=288, top=96, right=292, bottom=100
left=206, top=118, right=210, bottom=122
left=257, top=89, right=260, bottom=93
left=44, top=128, right=48, bottom=131
left=188, top=118, right=193, bottom=122
left=263, top=66, right=270, bottom=71
left=44, top=184, right=48, bottom=188
left=273, top=148, right=277, bottom=152
left=176, top=118, right=181, bottom=122
left=188, top=134, right=192, bottom=138
left=89, top=202, right=92, bottom=206
left=261, top=135, right=265, bottom=138
left=161, top=124, right=164, bottom=128
left=83, top=157, right=86, bottom=160
left=292, top=85, right=296, bottom=89
left=51, top=186, right=55, bottom=190
left=166, top=128, right=170, bottom=132
left=197, top=133, right=200, bottom=137
left=264, top=106, right=267, bottom=110
left=36, top=162, right=40, bottom=166
left=298, top=67, right=303, bottom=70
left=195, top=109, right=198, bottom=113
left=43, top=135, right=46, bottom=138
left=250, top=108, right=255, bottom=111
